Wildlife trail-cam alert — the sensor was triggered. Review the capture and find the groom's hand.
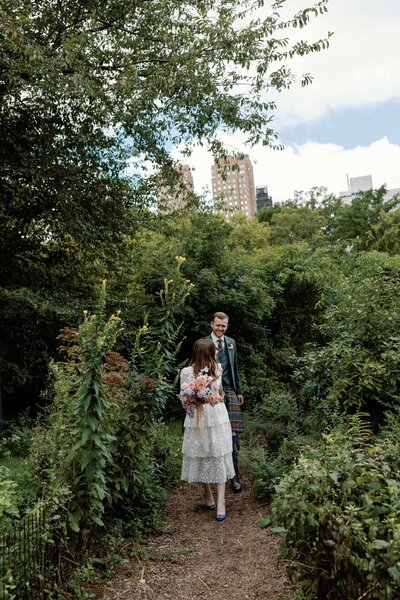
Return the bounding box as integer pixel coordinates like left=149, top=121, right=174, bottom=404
left=237, top=394, right=244, bottom=405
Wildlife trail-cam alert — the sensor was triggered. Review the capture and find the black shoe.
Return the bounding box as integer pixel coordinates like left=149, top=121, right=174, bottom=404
left=231, top=477, right=242, bottom=493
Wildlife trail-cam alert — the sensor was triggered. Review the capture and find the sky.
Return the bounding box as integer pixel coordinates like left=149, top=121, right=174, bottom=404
left=173, top=0, right=400, bottom=204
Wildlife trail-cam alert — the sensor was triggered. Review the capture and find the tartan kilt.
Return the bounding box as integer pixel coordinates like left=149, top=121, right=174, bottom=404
left=224, top=389, right=244, bottom=433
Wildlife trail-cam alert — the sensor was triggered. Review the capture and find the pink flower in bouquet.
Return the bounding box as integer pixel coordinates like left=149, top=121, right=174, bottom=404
left=180, top=367, right=218, bottom=415
left=193, top=369, right=214, bottom=403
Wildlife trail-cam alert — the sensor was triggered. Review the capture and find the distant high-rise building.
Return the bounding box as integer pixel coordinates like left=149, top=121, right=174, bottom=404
left=158, top=164, right=194, bottom=212
left=339, top=175, right=373, bottom=204
left=339, top=174, right=400, bottom=206
left=211, top=154, right=256, bottom=217
left=384, top=187, right=400, bottom=203
left=256, top=186, right=273, bottom=211
left=349, top=175, right=373, bottom=194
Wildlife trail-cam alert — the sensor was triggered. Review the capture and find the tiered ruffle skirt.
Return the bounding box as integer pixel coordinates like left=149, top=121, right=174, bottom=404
left=181, top=403, right=235, bottom=483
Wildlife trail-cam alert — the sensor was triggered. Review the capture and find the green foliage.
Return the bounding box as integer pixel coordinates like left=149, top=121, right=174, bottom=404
left=28, top=285, right=125, bottom=543
left=108, top=420, right=168, bottom=540
left=0, top=411, right=33, bottom=458
left=35, top=312, right=137, bottom=543
left=0, top=456, right=38, bottom=514
left=125, top=209, right=278, bottom=410
left=103, top=267, right=191, bottom=536
left=246, top=391, right=301, bottom=455
left=271, top=417, right=400, bottom=599
left=95, top=369, right=168, bottom=538
left=366, top=208, right=400, bottom=255
left=329, top=187, right=399, bottom=249
left=252, top=244, right=336, bottom=391
left=256, top=203, right=284, bottom=224
left=0, top=467, right=19, bottom=530
left=0, top=415, right=39, bottom=513
left=268, top=205, right=327, bottom=247
left=155, top=420, right=184, bottom=488
left=0, top=286, right=71, bottom=406
left=295, top=251, right=400, bottom=424
left=1, top=0, right=331, bottom=157
left=131, top=257, right=192, bottom=383
left=243, top=391, right=319, bottom=500
left=67, top=300, right=122, bottom=534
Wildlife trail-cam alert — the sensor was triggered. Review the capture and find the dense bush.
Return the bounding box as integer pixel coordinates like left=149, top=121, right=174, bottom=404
left=295, top=251, right=400, bottom=426
left=271, top=417, right=400, bottom=599
left=0, top=412, right=33, bottom=459
left=26, top=270, right=190, bottom=578
left=243, top=388, right=324, bottom=500
left=0, top=467, right=19, bottom=530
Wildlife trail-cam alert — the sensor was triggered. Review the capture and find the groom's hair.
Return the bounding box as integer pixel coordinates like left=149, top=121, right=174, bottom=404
left=212, top=311, right=229, bottom=321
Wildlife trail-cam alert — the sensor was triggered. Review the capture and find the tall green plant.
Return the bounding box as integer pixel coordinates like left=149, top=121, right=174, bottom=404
left=66, top=294, right=122, bottom=534
left=131, top=256, right=194, bottom=408
left=28, top=283, right=124, bottom=549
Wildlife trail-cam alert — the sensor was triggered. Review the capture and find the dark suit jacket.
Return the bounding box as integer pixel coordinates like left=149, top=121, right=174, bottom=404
left=207, top=334, right=243, bottom=396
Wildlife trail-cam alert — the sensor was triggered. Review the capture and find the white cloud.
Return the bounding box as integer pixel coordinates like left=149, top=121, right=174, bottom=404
left=268, top=0, right=400, bottom=125
left=174, top=135, right=400, bottom=204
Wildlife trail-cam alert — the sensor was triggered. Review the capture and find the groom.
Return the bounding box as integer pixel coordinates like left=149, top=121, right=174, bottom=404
left=207, top=311, right=244, bottom=493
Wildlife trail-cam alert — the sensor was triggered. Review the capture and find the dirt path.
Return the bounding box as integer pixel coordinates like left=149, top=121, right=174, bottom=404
left=103, top=473, right=294, bottom=600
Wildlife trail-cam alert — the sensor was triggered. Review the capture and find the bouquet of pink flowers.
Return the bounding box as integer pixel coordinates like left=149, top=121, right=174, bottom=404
left=180, top=367, right=219, bottom=417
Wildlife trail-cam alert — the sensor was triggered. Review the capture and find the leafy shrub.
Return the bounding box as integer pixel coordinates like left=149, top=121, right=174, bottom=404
left=0, top=456, right=39, bottom=514
left=243, top=391, right=320, bottom=501
left=242, top=442, right=270, bottom=500
left=0, top=412, right=33, bottom=458
left=153, top=420, right=183, bottom=489
left=271, top=417, right=400, bottom=599
left=0, top=467, right=19, bottom=530
left=244, top=435, right=314, bottom=503
left=32, top=311, right=167, bottom=551
left=295, top=252, right=400, bottom=426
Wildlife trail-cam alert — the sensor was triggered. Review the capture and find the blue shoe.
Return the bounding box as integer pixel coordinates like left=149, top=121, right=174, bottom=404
left=205, top=503, right=216, bottom=511
left=216, top=512, right=227, bottom=521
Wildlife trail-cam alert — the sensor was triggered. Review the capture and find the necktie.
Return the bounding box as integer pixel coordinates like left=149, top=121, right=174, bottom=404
left=217, top=338, right=224, bottom=359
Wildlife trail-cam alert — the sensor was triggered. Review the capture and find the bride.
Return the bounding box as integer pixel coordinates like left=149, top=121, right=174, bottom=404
left=179, top=338, right=234, bottom=522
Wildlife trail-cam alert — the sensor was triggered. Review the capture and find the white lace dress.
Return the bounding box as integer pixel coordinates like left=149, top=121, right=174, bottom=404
left=180, top=365, right=235, bottom=484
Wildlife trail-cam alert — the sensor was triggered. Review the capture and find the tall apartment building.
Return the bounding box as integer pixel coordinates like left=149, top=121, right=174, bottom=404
left=158, top=164, right=194, bottom=212
left=256, top=186, right=273, bottom=211
left=211, top=154, right=257, bottom=217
